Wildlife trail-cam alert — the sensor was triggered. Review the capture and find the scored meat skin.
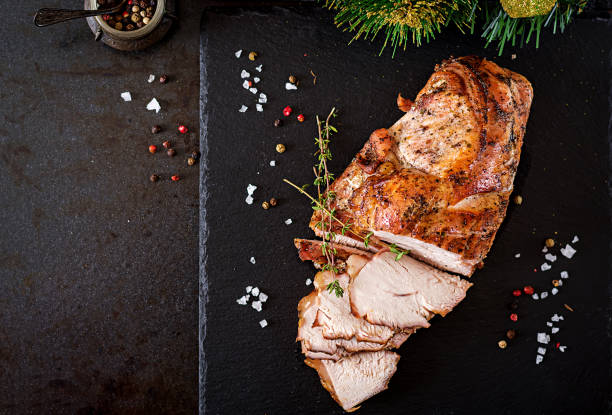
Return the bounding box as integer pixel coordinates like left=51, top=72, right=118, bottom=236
left=310, top=56, right=533, bottom=276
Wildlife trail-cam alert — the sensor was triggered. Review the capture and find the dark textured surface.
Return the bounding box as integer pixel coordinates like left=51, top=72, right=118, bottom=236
left=200, top=5, right=611, bottom=415
left=0, top=0, right=204, bottom=413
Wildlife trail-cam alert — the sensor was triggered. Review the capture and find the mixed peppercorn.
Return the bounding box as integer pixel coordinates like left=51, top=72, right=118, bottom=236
left=98, top=0, right=157, bottom=31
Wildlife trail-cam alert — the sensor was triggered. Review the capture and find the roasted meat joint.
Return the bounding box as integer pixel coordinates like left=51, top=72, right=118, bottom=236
left=295, top=56, right=533, bottom=411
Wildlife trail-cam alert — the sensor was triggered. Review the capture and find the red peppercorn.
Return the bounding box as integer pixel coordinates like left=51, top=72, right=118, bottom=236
left=523, top=285, right=534, bottom=295
left=171, top=175, right=180, bottom=181
left=556, top=342, right=560, bottom=349
left=283, top=106, right=292, bottom=117
left=103, top=14, right=110, bottom=21
left=248, top=80, right=253, bottom=87
left=512, top=289, right=522, bottom=297
left=128, top=0, right=133, bottom=4
left=178, top=125, right=188, bottom=134
left=297, top=114, right=305, bottom=122
left=509, top=313, right=518, bottom=322
left=162, top=140, right=171, bottom=149
left=122, top=11, right=129, bottom=18
left=148, top=145, right=157, bottom=154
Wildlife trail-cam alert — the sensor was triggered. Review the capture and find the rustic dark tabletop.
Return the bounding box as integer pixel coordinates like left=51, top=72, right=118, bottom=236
left=0, top=1, right=207, bottom=413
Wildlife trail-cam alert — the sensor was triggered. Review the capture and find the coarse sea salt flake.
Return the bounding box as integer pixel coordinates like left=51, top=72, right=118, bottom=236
left=242, top=80, right=250, bottom=90
left=259, top=293, right=268, bottom=302
left=269, top=160, right=276, bottom=167
left=546, top=322, right=553, bottom=327
left=245, top=195, right=253, bottom=205
left=536, top=355, right=544, bottom=364
left=285, top=82, right=298, bottom=90
left=251, top=287, right=260, bottom=297
left=121, top=91, right=132, bottom=102
left=537, top=333, right=550, bottom=344
left=538, top=347, right=547, bottom=355
left=247, top=184, right=257, bottom=195
left=541, top=291, right=549, bottom=299
left=572, top=235, right=579, bottom=243
left=258, top=93, right=267, bottom=103
left=285, top=218, right=293, bottom=225
left=551, top=314, right=563, bottom=322
left=551, top=287, right=559, bottom=295
left=236, top=296, right=248, bottom=305
left=541, top=263, right=551, bottom=271
left=551, top=327, right=559, bottom=334
left=560, top=244, right=576, bottom=259
left=146, top=98, right=161, bottom=113
left=254, top=77, right=260, bottom=83
left=545, top=253, right=557, bottom=262
left=246, top=286, right=252, bottom=293
left=560, top=271, right=569, bottom=279
left=241, top=69, right=250, bottom=78
left=306, top=278, right=312, bottom=286
left=557, top=280, right=563, bottom=286
left=249, top=87, right=258, bottom=94
left=259, top=319, right=268, bottom=328
left=256, top=104, right=263, bottom=112
left=252, top=300, right=262, bottom=312
left=255, top=64, right=262, bottom=72
left=532, top=293, right=539, bottom=300
left=559, top=346, right=567, bottom=352
left=515, top=253, right=521, bottom=258
left=235, top=49, right=242, bottom=58
left=239, top=105, right=248, bottom=113
left=250, top=257, right=256, bottom=264
left=147, top=74, right=155, bottom=83
left=542, top=246, right=548, bottom=253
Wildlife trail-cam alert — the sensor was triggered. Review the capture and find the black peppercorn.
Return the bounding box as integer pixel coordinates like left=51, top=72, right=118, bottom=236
left=159, top=74, right=168, bottom=84
left=274, top=119, right=282, bottom=127
left=506, top=329, right=516, bottom=340
left=151, top=125, right=161, bottom=134
left=167, top=148, right=176, bottom=157
left=191, top=150, right=200, bottom=160
left=150, top=174, right=159, bottom=182
left=269, top=198, right=277, bottom=206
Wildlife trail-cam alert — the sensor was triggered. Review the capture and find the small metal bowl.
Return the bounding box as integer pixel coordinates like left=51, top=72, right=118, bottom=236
left=88, top=0, right=166, bottom=40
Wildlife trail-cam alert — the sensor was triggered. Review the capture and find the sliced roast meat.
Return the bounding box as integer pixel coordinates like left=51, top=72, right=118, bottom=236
left=305, top=350, right=400, bottom=412
left=294, top=238, right=372, bottom=267
left=350, top=251, right=472, bottom=329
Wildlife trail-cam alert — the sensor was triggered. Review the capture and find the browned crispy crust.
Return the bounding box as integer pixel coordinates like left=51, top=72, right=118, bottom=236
left=310, top=56, right=533, bottom=275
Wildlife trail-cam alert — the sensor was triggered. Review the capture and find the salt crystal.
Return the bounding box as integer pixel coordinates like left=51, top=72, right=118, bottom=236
left=245, top=295, right=250, bottom=301
left=236, top=296, right=248, bottom=305
left=147, top=74, right=155, bottom=83
left=532, top=293, right=539, bottom=300
left=511, top=54, right=517, bottom=60
left=251, top=287, right=260, bottom=297
left=551, top=314, right=563, bottom=322
left=546, top=322, right=553, bottom=327
left=146, top=97, right=161, bottom=113
left=557, top=280, right=563, bottom=286
left=536, top=355, right=544, bottom=364
left=259, top=293, right=268, bottom=302
left=541, top=291, right=549, bottom=299
left=560, top=244, right=576, bottom=259
left=560, top=271, right=569, bottom=279
left=258, top=93, right=267, bottom=103
left=247, top=184, right=257, bottom=195
left=285, top=82, right=298, bottom=90
left=551, top=287, right=559, bottom=295
left=259, top=319, right=268, bottom=328
left=514, top=253, right=521, bottom=258
left=121, top=91, right=132, bottom=102
left=239, top=105, right=248, bottom=113
left=249, top=87, right=258, bottom=94
left=235, top=49, right=242, bottom=58
left=251, top=300, right=262, bottom=312
left=572, top=235, right=579, bottom=243
left=269, top=160, right=276, bottom=167
left=551, top=327, right=559, bottom=334
left=254, top=77, right=260, bottom=83
left=559, top=346, right=567, bottom=352
left=544, top=253, right=557, bottom=262
left=246, top=286, right=252, bottom=293
left=537, top=333, right=550, bottom=344
left=538, top=347, right=547, bottom=355
left=305, top=278, right=312, bottom=286
left=256, top=104, right=263, bottom=112
left=541, top=263, right=551, bottom=271
left=255, top=64, right=263, bottom=72
left=242, top=80, right=250, bottom=90
left=542, top=246, right=548, bottom=253
left=241, top=70, right=250, bottom=78
left=245, top=195, right=253, bottom=205
left=250, top=257, right=256, bottom=264
left=285, top=218, right=293, bottom=225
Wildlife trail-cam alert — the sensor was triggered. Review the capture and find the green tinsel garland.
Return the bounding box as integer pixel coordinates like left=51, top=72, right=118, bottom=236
left=324, top=0, right=588, bottom=55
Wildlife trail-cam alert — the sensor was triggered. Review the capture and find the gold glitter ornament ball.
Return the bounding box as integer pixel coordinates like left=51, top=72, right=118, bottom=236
left=500, top=0, right=557, bottom=18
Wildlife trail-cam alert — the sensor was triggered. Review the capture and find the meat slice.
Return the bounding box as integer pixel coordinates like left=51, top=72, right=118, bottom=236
left=310, top=56, right=533, bottom=276
left=350, top=251, right=472, bottom=329
left=294, top=238, right=373, bottom=268
left=305, top=350, right=400, bottom=412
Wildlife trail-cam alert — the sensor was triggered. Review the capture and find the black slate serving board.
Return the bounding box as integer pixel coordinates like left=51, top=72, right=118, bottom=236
left=199, top=5, right=611, bottom=414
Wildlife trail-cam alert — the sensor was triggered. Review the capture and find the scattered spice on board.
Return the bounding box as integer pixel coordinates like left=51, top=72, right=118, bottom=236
left=248, top=51, right=258, bottom=61
left=545, top=238, right=555, bottom=248
left=310, top=70, right=317, bottom=85
left=259, top=319, right=268, bottom=328
left=269, top=198, right=277, bottom=206
left=152, top=125, right=161, bottom=134
left=262, top=201, right=270, bottom=210
left=239, top=105, right=248, bottom=113
left=276, top=144, right=286, bottom=153
left=167, top=148, right=176, bottom=157
left=288, top=75, right=297, bottom=84
left=171, top=175, right=180, bottom=181
left=187, top=157, right=196, bottom=166
left=148, top=145, right=157, bottom=154
left=235, top=49, right=242, bottom=58
left=285, top=82, right=298, bottom=91
left=297, top=114, right=305, bottom=122
left=149, top=174, right=159, bottom=182
left=283, top=106, right=292, bottom=116
left=163, top=140, right=171, bottom=149
left=564, top=304, right=574, bottom=312
left=498, top=340, right=507, bottom=349
left=178, top=125, right=188, bottom=134
left=120, top=91, right=132, bottom=102
left=159, top=74, right=168, bottom=84
left=274, top=119, right=282, bottom=127
left=513, top=195, right=522, bottom=205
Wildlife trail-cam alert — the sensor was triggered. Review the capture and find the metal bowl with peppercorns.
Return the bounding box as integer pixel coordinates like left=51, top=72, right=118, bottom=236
left=88, top=0, right=165, bottom=40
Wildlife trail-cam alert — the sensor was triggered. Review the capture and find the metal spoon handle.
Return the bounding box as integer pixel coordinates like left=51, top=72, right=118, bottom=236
left=34, top=8, right=109, bottom=27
